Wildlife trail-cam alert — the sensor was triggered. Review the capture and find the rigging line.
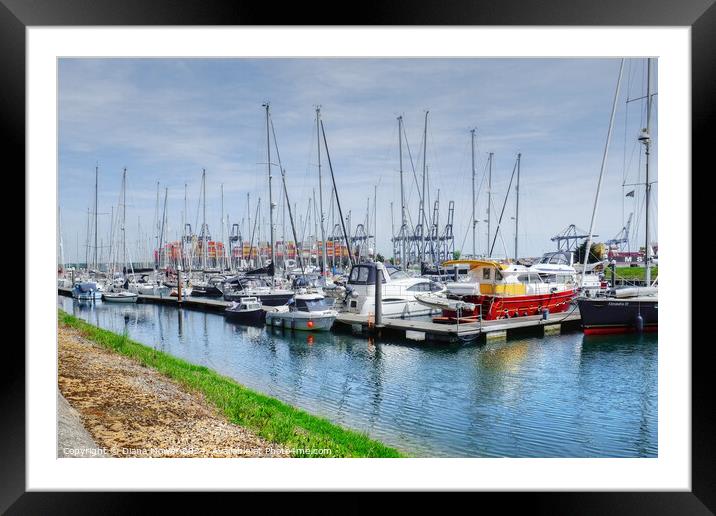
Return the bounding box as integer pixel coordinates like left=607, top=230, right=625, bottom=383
left=401, top=119, right=424, bottom=212
left=622, top=58, right=633, bottom=227
left=498, top=222, right=509, bottom=259
left=248, top=198, right=261, bottom=266
left=193, top=177, right=202, bottom=236
left=459, top=212, right=471, bottom=254
left=459, top=147, right=488, bottom=255
left=320, top=119, right=353, bottom=268
left=294, top=116, right=317, bottom=224
left=269, top=113, right=306, bottom=275
left=489, top=157, right=519, bottom=257
left=464, top=155, right=490, bottom=253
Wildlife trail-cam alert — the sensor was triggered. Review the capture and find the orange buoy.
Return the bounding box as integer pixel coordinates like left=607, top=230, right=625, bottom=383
left=307, top=320, right=314, bottom=329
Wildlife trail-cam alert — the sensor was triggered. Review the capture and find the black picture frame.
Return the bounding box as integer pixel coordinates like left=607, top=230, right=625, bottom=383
left=5, top=0, right=708, bottom=511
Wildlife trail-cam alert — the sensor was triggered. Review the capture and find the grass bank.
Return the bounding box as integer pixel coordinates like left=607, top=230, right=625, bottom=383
left=615, top=266, right=658, bottom=281
left=58, top=310, right=402, bottom=458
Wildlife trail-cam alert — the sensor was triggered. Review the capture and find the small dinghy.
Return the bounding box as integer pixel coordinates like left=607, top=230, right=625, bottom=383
left=225, top=297, right=266, bottom=325
left=102, top=291, right=139, bottom=303
left=265, top=292, right=337, bottom=332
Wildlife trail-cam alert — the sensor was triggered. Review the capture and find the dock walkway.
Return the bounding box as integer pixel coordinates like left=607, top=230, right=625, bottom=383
left=334, top=310, right=581, bottom=342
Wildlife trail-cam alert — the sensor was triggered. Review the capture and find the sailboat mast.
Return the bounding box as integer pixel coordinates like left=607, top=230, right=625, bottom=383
left=58, top=205, right=65, bottom=270
left=246, top=192, right=251, bottom=266
left=226, top=214, right=230, bottom=272
left=159, top=187, right=168, bottom=269
left=202, top=169, right=207, bottom=270
left=420, top=111, right=429, bottom=262
left=263, top=103, right=275, bottom=284
left=581, top=59, right=625, bottom=287
left=486, top=152, right=493, bottom=257
left=220, top=183, right=225, bottom=270
left=398, top=116, right=407, bottom=269
left=154, top=181, right=160, bottom=271
left=644, top=58, right=653, bottom=285
left=183, top=183, right=187, bottom=270
left=85, top=208, right=90, bottom=269
left=471, top=128, right=476, bottom=257
left=122, top=167, right=127, bottom=275
left=373, top=183, right=377, bottom=259
left=514, top=153, right=521, bottom=261
left=313, top=189, right=318, bottom=261
left=94, top=163, right=98, bottom=270
left=316, top=107, right=328, bottom=275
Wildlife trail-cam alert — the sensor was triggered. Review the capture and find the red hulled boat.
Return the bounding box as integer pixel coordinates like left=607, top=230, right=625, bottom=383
left=420, top=259, right=578, bottom=323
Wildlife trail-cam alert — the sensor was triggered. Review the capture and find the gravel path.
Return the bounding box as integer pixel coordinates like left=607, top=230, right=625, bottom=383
left=58, top=325, right=273, bottom=457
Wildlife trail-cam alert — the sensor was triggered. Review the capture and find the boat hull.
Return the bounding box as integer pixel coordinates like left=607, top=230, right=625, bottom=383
left=191, top=285, right=223, bottom=297
left=72, top=289, right=101, bottom=300
left=224, top=308, right=266, bottom=325
left=102, top=293, right=138, bottom=303
left=578, top=297, right=658, bottom=334
left=346, top=297, right=439, bottom=318
left=72, top=292, right=100, bottom=301
left=438, top=289, right=577, bottom=321
left=224, top=291, right=293, bottom=306
left=265, top=312, right=336, bottom=331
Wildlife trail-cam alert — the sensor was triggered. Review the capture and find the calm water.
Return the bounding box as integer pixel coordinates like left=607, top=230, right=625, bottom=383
left=58, top=296, right=657, bottom=458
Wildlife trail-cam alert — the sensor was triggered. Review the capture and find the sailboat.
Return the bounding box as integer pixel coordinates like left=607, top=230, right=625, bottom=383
left=224, top=103, right=296, bottom=308
left=259, top=105, right=338, bottom=331
left=102, top=168, right=138, bottom=303
left=578, top=59, right=658, bottom=334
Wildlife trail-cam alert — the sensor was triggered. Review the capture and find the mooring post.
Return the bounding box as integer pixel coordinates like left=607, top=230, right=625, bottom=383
left=177, top=267, right=183, bottom=303
left=374, top=267, right=383, bottom=327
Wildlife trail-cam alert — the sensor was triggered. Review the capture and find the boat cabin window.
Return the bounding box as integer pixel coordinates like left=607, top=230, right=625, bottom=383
left=538, top=273, right=573, bottom=283
left=295, top=298, right=331, bottom=312
left=517, top=273, right=541, bottom=283
left=406, top=281, right=442, bottom=292
left=240, top=278, right=268, bottom=289
left=540, top=252, right=570, bottom=265
left=387, top=267, right=409, bottom=280
left=348, top=265, right=386, bottom=285
left=482, top=268, right=491, bottom=280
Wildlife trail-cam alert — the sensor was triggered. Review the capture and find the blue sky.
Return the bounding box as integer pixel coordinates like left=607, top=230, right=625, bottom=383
left=58, top=58, right=657, bottom=263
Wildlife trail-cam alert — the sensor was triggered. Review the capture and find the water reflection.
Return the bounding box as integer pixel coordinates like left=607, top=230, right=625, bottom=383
left=58, top=296, right=657, bottom=458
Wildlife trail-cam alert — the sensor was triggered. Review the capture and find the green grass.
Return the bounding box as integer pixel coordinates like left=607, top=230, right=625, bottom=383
left=615, top=266, right=658, bottom=281
left=58, top=310, right=403, bottom=458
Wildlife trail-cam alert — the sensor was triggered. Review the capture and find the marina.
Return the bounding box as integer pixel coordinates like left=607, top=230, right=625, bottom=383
left=59, top=287, right=582, bottom=342
left=55, top=56, right=659, bottom=460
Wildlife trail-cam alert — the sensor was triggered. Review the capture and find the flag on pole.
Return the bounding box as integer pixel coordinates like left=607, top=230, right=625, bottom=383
left=625, top=190, right=635, bottom=197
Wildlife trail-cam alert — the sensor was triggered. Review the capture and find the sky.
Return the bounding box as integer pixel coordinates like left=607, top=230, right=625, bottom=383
left=58, top=58, right=657, bottom=264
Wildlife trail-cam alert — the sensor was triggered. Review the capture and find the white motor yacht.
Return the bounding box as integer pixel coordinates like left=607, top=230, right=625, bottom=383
left=343, top=261, right=445, bottom=318
left=265, top=291, right=337, bottom=331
